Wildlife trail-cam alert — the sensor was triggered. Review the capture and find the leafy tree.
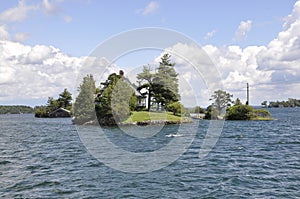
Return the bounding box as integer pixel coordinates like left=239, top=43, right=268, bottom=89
left=136, top=54, right=180, bottom=111
left=167, top=101, right=185, bottom=116
left=73, top=75, right=96, bottom=124
left=209, top=90, right=233, bottom=114
left=226, top=105, right=254, bottom=120
left=95, top=73, right=137, bottom=125
left=204, top=105, right=219, bottom=120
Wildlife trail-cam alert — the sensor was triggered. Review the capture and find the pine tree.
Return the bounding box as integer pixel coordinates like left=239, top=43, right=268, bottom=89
left=73, top=75, right=96, bottom=124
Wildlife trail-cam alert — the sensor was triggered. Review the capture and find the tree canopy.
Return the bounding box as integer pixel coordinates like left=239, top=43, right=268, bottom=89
left=73, top=75, right=96, bottom=124
left=35, top=88, right=72, bottom=118
left=137, top=53, right=180, bottom=111
left=95, top=73, right=137, bottom=125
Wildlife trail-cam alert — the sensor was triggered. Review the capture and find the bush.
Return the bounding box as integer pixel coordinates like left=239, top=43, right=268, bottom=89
left=226, top=105, right=254, bottom=120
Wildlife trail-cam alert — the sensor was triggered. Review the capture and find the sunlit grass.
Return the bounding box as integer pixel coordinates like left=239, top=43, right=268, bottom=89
left=122, top=111, right=189, bottom=124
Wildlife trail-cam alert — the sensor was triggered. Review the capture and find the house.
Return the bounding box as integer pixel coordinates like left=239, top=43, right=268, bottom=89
left=49, top=107, right=71, bottom=118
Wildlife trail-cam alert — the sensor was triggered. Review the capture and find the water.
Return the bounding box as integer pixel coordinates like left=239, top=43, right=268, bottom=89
left=0, top=108, right=299, bottom=198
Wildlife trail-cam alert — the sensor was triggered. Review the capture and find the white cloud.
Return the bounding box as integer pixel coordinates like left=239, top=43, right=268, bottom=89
left=153, top=0, right=300, bottom=106
left=0, top=0, right=38, bottom=23
left=234, top=20, right=252, bottom=41
left=204, top=30, right=217, bottom=40
left=0, top=25, right=10, bottom=40
left=137, top=1, right=159, bottom=15
left=13, top=32, right=30, bottom=42
left=0, top=40, right=115, bottom=105
left=43, top=0, right=60, bottom=15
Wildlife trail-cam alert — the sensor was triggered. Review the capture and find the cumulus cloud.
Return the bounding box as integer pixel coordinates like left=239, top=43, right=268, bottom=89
left=137, top=1, right=159, bottom=15
left=0, top=25, right=10, bottom=40
left=0, top=0, right=38, bottom=23
left=153, top=0, right=300, bottom=105
left=0, top=40, right=118, bottom=105
left=234, top=20, right=252, bottom=41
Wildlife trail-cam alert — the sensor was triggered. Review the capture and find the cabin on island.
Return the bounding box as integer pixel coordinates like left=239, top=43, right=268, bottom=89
left=49, top=107, right=71, bottom=118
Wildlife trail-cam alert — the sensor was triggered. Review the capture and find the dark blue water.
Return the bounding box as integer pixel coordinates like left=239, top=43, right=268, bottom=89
left=0, top=108, right=299, bottom=198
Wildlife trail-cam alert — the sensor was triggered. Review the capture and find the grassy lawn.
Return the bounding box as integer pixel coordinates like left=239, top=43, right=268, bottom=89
left=122, top=111, right=189, bottom=124
left=250, top=116, right=275, bottom=121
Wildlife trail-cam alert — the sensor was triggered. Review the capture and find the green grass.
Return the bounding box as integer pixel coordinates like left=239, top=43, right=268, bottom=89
left=122, top=111, right=191, bottom=124
left=250, top=117, right=275, bottom=121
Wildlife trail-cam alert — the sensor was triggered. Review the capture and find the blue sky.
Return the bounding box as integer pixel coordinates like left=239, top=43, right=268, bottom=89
left=0, top=0, right=299, bottom=107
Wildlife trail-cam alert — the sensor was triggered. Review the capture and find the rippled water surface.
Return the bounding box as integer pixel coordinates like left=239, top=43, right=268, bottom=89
left=0, top=108, right=299, bottom=198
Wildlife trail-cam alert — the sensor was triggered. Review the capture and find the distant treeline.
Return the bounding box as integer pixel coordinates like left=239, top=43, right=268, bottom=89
left=262, top=98, right=300, bottom=108
left=0, top=105, right=34, bottom=114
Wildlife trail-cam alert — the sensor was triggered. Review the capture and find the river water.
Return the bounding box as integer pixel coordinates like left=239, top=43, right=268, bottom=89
left=0, top=108, right=299, bottom=198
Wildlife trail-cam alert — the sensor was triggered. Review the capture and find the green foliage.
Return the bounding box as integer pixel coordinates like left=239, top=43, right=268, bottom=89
left=226, top=104, right=271, bottom=120
left=166, top=101, right=188, bottom=116
left=154, top=53, right=180, bottom=106
left=34, top=88, right=72, bottom=118
left=205, top=90, right=233, bottom=119
left=209, top=90, right=233, bottom=113
left=73, top=75, right=96, bottom=124
left=226, top=105, right=254, bottom=120
left=0, top=105, right=33, bottom=114
left=267, top=98, right=300, bottom=108
left=34, top=106, right=49, bottom=117
left=204, top=105, right=220, bottom=120
left=190, top=106, right=205, bottom=114
left=137, top=54, right=180, bottom=111
left=95, top=73, right=137, bottom=125
left=58, top=88, right=72, bottom=110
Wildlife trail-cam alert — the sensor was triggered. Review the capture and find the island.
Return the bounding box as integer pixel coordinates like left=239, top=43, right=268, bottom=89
left=72, top=54, right=272, bottom=126
left=0, top=105, right=33, bottom=114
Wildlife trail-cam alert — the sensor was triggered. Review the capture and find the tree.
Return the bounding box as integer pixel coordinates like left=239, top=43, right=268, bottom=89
left=235, top=98, right=242, bottom=106
left=95, top=73, right=137, bottom=125
left=47, top=97, right=59, bottom=112
left=191, top=106, right=205, bottom=114
left=153, top=54, right=180, bottom=107
left=261, top=101, right=268, bottom=107
left=226, top=105, right=254, bottom=120
left=57, top=88, right=72, bottom=110
left=166, top=101, right=186, bottom=116
left=209, top=90, right=233, bottom=114
left=73, top=74, right=96, bottom=124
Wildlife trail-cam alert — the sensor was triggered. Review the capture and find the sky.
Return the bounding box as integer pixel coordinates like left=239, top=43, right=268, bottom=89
left=0, top=0, right=299, bottom=107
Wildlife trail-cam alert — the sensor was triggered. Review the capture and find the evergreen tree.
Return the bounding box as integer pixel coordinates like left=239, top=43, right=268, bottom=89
left=73, top=75, right=96, bottom=124
left=57, top=88, right=72, bottom=110
left=153, top=54, right=180, bottom=108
